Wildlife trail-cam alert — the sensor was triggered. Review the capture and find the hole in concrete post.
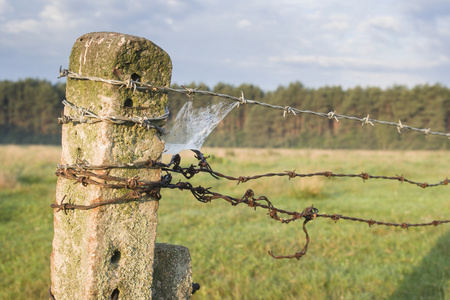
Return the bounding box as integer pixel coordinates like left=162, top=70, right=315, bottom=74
left=76, top=147, right=83, bottom=159
left=111, top=250, right=121, bottom=264
left=110, top=288, right=119, bottom=300
left=131, top=73, right=141, bottom=82
left=124, top=98, right=133, bottom=108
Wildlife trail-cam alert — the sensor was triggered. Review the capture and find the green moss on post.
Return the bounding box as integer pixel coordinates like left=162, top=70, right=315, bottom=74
left=51, top=32, right=172, bottom=299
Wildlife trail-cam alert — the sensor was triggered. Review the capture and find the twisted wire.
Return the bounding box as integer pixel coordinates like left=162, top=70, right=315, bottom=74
left=58, top=68, right=450, bottom=139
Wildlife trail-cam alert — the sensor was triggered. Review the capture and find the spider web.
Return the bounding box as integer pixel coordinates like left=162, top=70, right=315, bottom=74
left=163, top=94, right=237, bottom=154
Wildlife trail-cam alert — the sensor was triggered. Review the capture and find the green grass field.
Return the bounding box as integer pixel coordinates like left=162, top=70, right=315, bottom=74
left=0, top=145, right=448, bottom=299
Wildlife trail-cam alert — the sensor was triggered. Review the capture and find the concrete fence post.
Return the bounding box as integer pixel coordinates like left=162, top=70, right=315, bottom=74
left=50, top=32, right=191, bottom=299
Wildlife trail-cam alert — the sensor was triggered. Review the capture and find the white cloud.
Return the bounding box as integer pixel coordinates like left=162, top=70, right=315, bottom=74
left=3, top=18, right=39, bottom=34
left=1, top=0, right=81, bottom=36
left=166, top=17, right=174, bottom=26
left=339, top=70, right=428, bottom=88
left=39, top=1, right=67, bottom=25
left=0, top=0, right=13, bottom=15
left=361, top=15, right=402, bottom=32
left=0, top=0, right=449, bottom=89
left=322, top=14, right=351, bottom=31
left=436, top=15, right=450, bottom=36
left=269, top=54, right=450, bottom=70
left=237, top=19, right=252, bottom=29
left=323, top=20, right=350, bottom=31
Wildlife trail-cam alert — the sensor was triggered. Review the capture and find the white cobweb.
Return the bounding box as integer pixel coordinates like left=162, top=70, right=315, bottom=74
left=163, top=93, right=237, bottom=154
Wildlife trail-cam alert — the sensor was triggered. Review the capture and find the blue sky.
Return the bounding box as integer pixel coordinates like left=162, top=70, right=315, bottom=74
left=1, top=0, right=449, bottom=90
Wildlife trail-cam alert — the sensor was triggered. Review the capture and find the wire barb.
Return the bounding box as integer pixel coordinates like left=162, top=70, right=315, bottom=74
left=327, top=111, right=339, bottom=122
left=397, top=120, right=404, bottom=134
left=237, top=90, right=247, bottom=107
left=283, top=106, right=296, bottom=117
left=181, top=85, right=200, bottom=100
left=361, top=114, right=374, bottom=126
left=125, top=77, right=137, bottom=93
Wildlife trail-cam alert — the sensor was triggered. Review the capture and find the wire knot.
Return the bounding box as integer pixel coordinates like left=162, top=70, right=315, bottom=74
left=267, top=209, right=279, bottom=221
left=331, top=214, right=341, bottom=223
left=361, top=114, right=374, bottom=126
left=58, top=112, right=71, bottom=124
left=125, top=78, right=137, bottom=93
left=286, top=170, right=297, bottom=179
left=136, top=116, right=152, bottom=129
left=79, top=110, right=86, bottom=123
left=419, top=182, right=428, bottom=188
left=302, top=205, right=318, bottom=223
left=396, top=174, right=405, bottom=183
left=237, top=90, right=247, bottom=107
left=125, top=176, right=140, bottom=189
left=283, top=106, right=296, bottom=117
left=237, top=176, right=249, bottom=184
left=397, top=120, right=404, bottom=134
left=324, top=171, right=333, bottom=179
left=327, top=111, right=339, bottom=122
left=181, top=85, right=200, bottom=100
left=79, top=176, right=89, bottom=187
left=58, top=66, right=70, bottom=79
left=56, top=195, right=72, bottom=215
left=431, top=220, right=442, bottom=226
left=360, top=172, right=370, bottom=182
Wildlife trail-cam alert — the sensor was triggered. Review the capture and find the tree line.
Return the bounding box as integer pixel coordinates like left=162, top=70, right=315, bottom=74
left=0, top=79, right=65, bottom=144
left=1, top=79, right=449, bottom=149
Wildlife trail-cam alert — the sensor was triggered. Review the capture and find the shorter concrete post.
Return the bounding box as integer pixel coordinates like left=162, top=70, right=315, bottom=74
left=152, top=243, right=193, bottom=300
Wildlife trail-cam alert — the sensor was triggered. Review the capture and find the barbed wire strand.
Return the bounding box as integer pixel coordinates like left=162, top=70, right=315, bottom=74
left=56, top=151, right=449, bottom=189
left=58, top=67, right=450, bottom=139
left=317, top=213, right=450, bottom=228
left=59, top=100, right=168, bottom=134
left=52, top=150, right=450, bottom=260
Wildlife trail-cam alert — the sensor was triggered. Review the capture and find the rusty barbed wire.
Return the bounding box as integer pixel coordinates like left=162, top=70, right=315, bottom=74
left=51, top=192, right=144, bottom=213
left=317, top=213, right=450, bottom=228
left=56, top=150, right=448, bottom=189
left=58, top=67, right=450, bottom=139
left=58, top=100, right=168, bottom=134
left=57, top=156, right=165, bottom=171
left=53, top=164, right=321, bottom=259
left=53, top=150, right=449, bottom=259
left=208, top=170, right=448, bottom=189
left=189, top=150, right=449, bottom=188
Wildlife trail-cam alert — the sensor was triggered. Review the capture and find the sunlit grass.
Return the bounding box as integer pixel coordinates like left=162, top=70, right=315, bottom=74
left=0, top=146, right=448, bottom=299
left=158, top=148, right=449, bottom=300
left=0, top=145, right=60, bottom=300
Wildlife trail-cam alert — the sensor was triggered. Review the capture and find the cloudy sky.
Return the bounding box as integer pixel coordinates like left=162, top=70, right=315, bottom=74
left=1, top=0, right=449, bottom=90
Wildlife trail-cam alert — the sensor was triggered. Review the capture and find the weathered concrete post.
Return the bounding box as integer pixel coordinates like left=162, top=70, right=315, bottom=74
left=51, top=32, right=190, bottom=299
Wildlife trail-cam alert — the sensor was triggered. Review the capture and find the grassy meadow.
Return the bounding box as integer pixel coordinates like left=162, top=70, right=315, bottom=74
left=0, top=145, right=448, bottom=299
